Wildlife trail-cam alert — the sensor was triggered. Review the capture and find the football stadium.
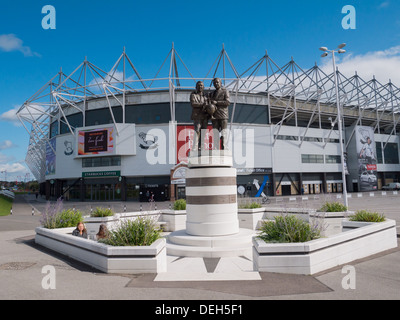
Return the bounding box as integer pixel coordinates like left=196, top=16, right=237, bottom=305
left=16, top=45, right=400, bottom=201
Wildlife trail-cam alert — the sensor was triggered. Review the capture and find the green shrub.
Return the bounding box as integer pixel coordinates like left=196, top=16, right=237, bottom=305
left=100, top=217, right=161, bottom=246
left=319, top=201, right=347, bottom=212
left=55, top=209, right=83, bottom=228
left=40, top=199, right=83, bottom=229
left=91, top=207, right=114, bottom=217
left=258, top=214, right=321, bottom=243
left=239, top=202, right=262, bottom=209
left=173, top=199, right=186, bottom=210
left=349, top=210, right=386, bottom=222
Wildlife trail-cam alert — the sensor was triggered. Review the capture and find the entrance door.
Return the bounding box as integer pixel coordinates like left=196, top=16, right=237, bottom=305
left=177, top=186, right=186, bottom=199
left=281, top=185, right=291, bottom=196
left=89, top=184, right=120, bottom=201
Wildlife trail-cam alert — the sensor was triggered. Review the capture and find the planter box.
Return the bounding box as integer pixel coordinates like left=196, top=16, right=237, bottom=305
left=342, top=219, right=377, bottom=231
left=161, top=210, right=186, bottom=231
left=309, top=211, right=351, bottom=237
left=84, top=214, right=121, bottom=240
left=35, top=227, right=167, bottom=274
left=238, top=208, right=265, bottom=230
left=253, top=219, right=397, bottom=275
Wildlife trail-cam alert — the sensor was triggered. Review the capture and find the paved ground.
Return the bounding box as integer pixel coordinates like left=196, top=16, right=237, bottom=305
left=0, top=192, right=399, bottom=303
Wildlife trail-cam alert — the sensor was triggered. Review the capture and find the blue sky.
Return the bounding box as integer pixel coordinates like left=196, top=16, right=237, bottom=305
left=0, top=0, right=400, bottom=181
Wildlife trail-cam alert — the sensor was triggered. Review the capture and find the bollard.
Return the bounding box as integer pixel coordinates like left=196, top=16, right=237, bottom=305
left=10, top=208, right=12, bottom=215
left=90, top=206, right=93, bottom=214
left=140, top=204, right=142, bottom=211
left=124, top=205, right=126, bottom=212
left=169, top=203, right=172, bottom=210
left=155, top=204, right=157, bottom=210
left=32, top=207, right=34, bottom=216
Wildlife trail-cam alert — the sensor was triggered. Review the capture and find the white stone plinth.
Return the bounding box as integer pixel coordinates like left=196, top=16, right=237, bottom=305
left=185, top=157, right=238, bottom=237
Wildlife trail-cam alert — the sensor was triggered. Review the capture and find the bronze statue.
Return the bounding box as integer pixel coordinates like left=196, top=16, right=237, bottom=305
left=207, top=78, right=230, bottom=150
left=190, top=81, right=208, bottom=151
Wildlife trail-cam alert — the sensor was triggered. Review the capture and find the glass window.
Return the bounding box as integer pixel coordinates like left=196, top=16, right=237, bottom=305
left=92, top=157, right=102, bottom=167
left=85, top=107, right=122, bottom=126
left=126, top=103, right=171, bottom=124
left=176, top=102, right=269, bottom=124
left=82, top=156, right=121, bottom=168
left=275, top=135, right=298, bottom=141
left=301, top=154, right=324, bottom=163
left=82, top=158, right=92, bottom=168
left=325, top=155, right=341, bottom=163
left=376, top=142, right=383, bottom=164
left=384, top=143, right=399, bottom=164
left=101, top=157, right=111, bottom=167
left=60, top=113, right=83, bottom=134
left=111, top=156, right=121, bottom=166
left=50, top=121, right=58, bottom=138
left=230, top=103, right=269, bottom=124
left=325, top=138, right=340, bottom=143
left=303, top=137, right=323, bottom=142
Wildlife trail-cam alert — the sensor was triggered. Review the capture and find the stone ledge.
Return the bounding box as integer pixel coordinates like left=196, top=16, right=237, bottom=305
left=253, top=219, right=398, bottom=275
left=35, top=227, right=167, bottom=274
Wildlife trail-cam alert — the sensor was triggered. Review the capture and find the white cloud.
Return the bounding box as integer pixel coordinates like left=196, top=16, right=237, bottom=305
left=0, top=140, right=16, bottom=150
left=0, top=106, right=22, bottom=126
left=0, top=34, right=40, bottom=57
left=379, top=1, right=390, bottom=9
left=0, top=153, right=14, bottom=164
left=0, top=151, right=31, bottom=182
left=320, top=45, right=400, bottom=87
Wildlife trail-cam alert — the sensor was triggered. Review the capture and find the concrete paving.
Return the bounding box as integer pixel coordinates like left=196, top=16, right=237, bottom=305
left=0, top=193, right=399, bottom=301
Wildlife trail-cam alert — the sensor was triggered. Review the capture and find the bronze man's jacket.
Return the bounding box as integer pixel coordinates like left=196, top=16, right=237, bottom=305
left=208, top=88, right=230, bottom=120
left=190, top=91, right=208, bottom=120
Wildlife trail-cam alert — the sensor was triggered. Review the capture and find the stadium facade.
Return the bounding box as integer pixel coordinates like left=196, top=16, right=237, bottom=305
left=17, top=45, right=400, bottom=201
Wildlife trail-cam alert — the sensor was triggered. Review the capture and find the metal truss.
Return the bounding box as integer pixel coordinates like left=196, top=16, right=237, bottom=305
left=17, top=44, right=400, bottom=182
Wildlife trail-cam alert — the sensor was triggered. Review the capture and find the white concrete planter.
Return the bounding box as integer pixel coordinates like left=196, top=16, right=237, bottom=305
left=253, top=219, right=397, bottom=275
left=35, top=227, right=167, bottom=274
left=342, top=219, right=378, bottom=231
left=84, top=214, right=121, bottom=240
left=309, top=211, right=351, bottom=237
left=238, top=208, right=265, bottom=230
left=161, top=210, right=187, bottom=232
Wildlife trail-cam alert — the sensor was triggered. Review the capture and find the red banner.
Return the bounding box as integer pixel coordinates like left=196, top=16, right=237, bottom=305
left=176, top=125, right=216, bottom=163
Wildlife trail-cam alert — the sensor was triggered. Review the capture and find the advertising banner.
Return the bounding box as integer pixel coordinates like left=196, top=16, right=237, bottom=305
left=176, top=125, right=216, bottom=164
left=78, top=127, right=115, bottom=156
left=356, top=126, right=378, bottom=191
left=45, top=138, right=56, bottom=175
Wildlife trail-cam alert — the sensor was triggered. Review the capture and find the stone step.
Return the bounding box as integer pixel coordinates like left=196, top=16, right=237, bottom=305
left=166, top=228, right=255, bottom=258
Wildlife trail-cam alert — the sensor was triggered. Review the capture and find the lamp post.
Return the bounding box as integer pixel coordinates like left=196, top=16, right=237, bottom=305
left=320, top=43, right=349, bottom=209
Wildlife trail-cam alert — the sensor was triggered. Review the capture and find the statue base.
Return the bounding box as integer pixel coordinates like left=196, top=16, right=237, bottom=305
left=188, top=149, right=233, bottom=167
left=166, top=150, right=255, bottom=258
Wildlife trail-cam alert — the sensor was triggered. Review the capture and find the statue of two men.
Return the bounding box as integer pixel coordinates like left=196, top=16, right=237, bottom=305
left=190, top=78, right=230, bottom=151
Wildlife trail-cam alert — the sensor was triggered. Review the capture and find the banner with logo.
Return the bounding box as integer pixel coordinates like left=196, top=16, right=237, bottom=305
left=355, top=126, right=378, bottom=191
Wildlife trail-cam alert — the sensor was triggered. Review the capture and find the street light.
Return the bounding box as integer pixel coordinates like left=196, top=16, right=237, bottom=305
left=320, top=43, right=349, bottom=209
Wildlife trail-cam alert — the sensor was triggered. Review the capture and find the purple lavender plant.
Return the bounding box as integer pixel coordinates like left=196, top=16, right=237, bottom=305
left=40, top=198, right=63, bottom=229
